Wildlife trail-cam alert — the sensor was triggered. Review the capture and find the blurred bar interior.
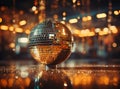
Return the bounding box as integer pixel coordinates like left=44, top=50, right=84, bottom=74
left=0, top=0, right=120, bottom=64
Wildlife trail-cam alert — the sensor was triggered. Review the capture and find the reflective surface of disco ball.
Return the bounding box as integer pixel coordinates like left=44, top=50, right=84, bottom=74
left=29, top=20, right=73, bottom=65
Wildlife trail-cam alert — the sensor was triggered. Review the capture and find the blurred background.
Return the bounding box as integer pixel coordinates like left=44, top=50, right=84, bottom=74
left=0, top=0, right=120, bottom=64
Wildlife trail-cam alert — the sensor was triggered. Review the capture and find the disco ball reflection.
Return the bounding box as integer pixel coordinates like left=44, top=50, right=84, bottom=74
left=33, top=70, right=72, bottom=89
left=28, top=20, right=73, bottom=65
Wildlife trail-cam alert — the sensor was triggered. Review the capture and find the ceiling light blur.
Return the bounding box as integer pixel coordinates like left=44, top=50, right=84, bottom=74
left=9, top=26, right=14, bottom=31
left=96, top=13, right=107, bottom=18
left=18, top=37, right=29, bottom=44
left=25, top=29, right=30, bottom=34
left=15, top=27, right=23, bottom=33
left=109, top=25, right=118, bottom=34
left=95, top=28, right=101, bottom=33
left=112, top=42, right=117, bottom=48
left=62, top=11, right=67, bottom=17
left=72, top=0, right=77, bottom=3
left=0, top=17, right=2, bottom=23
left=60, top=21, right=65, bottom=24
left=9, top=43, right=15, bottom=48
left=32, top=6, right=37, bottom=11
left=69, top=18, right=78, bottom=23
left=87, top=16, right=92, bottom=20
left=103, top=27, right=109, bottom=33
left=62, top=17, right=66, bottom=20
left=0, top=25, right=8, bottom=30
left=19, top=20, right=27, bottom=26
left=114, top=10, right=119, bottom=15
left=82, top=17, right=87, bottom=22
left=77, top=0, right=81, bottom=6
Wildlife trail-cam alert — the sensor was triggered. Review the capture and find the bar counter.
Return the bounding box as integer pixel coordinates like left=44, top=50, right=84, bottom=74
left=0, top=60, right=120, bottom=89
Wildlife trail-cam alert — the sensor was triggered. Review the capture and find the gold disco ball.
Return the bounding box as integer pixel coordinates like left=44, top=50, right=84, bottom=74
left=28, top=20, right=73, bottom=65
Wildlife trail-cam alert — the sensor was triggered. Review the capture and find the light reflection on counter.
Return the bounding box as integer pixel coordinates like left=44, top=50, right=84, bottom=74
left=0, top=64, right=120, bottom=89
left=65, top=69, right=120, bottom=89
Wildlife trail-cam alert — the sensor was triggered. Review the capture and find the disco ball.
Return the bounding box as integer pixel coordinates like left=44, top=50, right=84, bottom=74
left=29, top=20, right=73, bottom=65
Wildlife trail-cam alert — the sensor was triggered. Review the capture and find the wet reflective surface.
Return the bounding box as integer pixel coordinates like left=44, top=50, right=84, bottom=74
left=0, top=62, right=120, bottom=89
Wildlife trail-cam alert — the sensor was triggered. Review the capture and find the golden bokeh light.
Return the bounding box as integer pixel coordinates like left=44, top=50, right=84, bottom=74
left=9, top=26, right=14, bottom=31
left=15, top=27, right=23, bottom=33
left=87, top=16, right=92, bottom=20
left=96, top=13, right=107, bottom=18
left=112, top=42, right=117, bottom=47
left=0, top=25, right=8, bottom=30
left=114, top=10, right=119, bottom=15
left=69, top=18, right=78, bottom=23
left=62, top=11, right=67, bottom=17
left=82, top=17, right=87, bottom=22
left=0, top=17, right=2, bottom=23
left=19, top=20, right=27, bottom=26
left=25, top=29, right=30, bottom=34
left=9, top=43, right=15, bottom=48
left=32, top=6, right=37, bottom=11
